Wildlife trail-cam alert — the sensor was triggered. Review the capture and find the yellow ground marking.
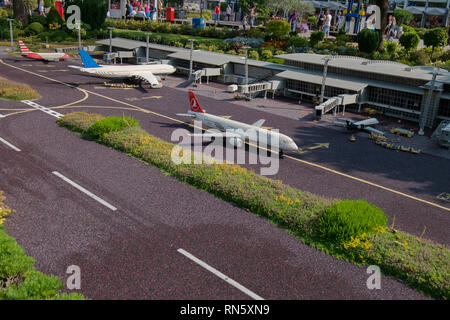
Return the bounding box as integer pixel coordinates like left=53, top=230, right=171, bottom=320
left=50, top=105, right=138, bottom=112
left=219, top=115, right=231, bottom=119
left=0, top=108, right=31, bottom=111
left=307, top=143, right=330, bottom=150
left=37, top=70, right=48, bottom=73
left=1, top=58, right=449, bottom=213
left=437, top=193, right=450, bottom=203
left=53, top=69, right=69, bottom=72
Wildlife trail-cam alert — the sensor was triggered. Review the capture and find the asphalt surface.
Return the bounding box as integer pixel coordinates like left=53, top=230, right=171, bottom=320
left=0, top=54, right=445, bottom=299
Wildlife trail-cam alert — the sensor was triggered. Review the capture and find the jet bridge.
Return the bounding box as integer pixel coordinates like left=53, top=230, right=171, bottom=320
left=315, top=93, right=359, bottom=118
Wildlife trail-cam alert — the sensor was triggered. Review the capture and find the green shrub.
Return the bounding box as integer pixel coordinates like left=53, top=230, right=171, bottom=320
left=399, top=32, right=420, bottom=52
left=384, top=40, right=399, bottom=59
left=401, top=24, right=415, bottom=34
left=308, top=16, right=317, bottom=28
left=423, top=28, right=448, bottom=58
left=260, top=49, right=273, bottom=59
left=248, top=50, right=259, bottom=60
left=287, top=36, right=309, bottom=48
left=65, top=0, right=108, bottom=30
left=318, top=200, right=387, bottom=243
left=46, top=7, right=64, bottom=27
left=438, top=49, right=450, bottom=62
left=29, top=14, right=48, bottom=27
left=357, top=28, right=379, bottom=54
left=410, top=49, right=431, bottom=65
left=245, top=27, right=264, bottom=39
left=393, top=8, right=413, bottom=26
left=25, top=22, right=44, bottom=35
left=309, top=31, right=324, bottom=47
left=265, top=19, right=290, bottom=41
left=1, top=270, right=62, bottom=300
left=57, top=112, right=104, bottom=133
left=87, top=116, right=140, bottom=140
left=335, top=33, right=351, bottom=46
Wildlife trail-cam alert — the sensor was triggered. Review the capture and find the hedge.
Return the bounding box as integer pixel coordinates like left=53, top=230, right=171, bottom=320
left=57, top=112, right=450, bottom=299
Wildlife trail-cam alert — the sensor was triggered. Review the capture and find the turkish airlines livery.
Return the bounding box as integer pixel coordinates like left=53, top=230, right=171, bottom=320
left=177, top=91, right=299, bottom=155
left=70, top=50, right=176, bottom=89
left=18, top=40, right=69, bottom=62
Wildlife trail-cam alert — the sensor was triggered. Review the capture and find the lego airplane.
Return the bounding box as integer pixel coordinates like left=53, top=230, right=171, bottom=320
left=18, top=40, right=69, bottom=62
left=69, top=50, right=176, bottom=89
left=334, top=117, right=385, bottom=135
left=177, top=91, right=299, bottom=155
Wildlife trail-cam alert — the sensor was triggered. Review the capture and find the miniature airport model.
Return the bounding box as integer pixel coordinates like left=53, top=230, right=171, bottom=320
left=176, top=91, right=299, bottom=155
left=432, top=120, right=450, bottom=148
left=18, top=40, right=70, bottom=62
left=69, top=50, right=176, bottom=88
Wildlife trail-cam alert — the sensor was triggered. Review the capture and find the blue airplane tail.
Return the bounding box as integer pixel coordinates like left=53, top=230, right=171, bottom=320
left=79, top=49, right=100, bottom=68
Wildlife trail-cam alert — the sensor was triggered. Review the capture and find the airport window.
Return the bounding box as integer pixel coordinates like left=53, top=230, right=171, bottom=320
left=366, top=87, right=422, bottom=112
left=286, top=79, right=349, bottom=97
left=438, top=99, right=450, bottom=118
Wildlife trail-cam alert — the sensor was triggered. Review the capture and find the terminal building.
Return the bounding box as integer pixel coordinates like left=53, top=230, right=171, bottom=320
left=94, top=37, right=450, bottom=129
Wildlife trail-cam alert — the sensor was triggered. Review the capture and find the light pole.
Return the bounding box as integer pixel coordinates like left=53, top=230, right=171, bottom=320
left=189, top=39, right=195, bottom=80
left=418, top=67, right=439, bottom=136
left=7, top=18, right=14, bottom=49
left=146, top=32, right=151, bottom=64
left=108, top=27, right=114, bottom=53
left=77, top=23, right=82, bottom=50
left=320, top=56, right=332, bottom=104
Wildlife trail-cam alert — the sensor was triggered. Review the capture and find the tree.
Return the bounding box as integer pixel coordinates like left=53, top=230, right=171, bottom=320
left=13, top=0, right=35, bottom=25
left=65, top=0, right=108, bottom=30
left=357, top=28, right=379, bottom=54
left=423, top=28, right=448, bottom=59
left=393, top=8, right=413, bottom=26
left=238, top=0, right=268, bottom=15
left=399, top=32, right=420, bottom=52
left=376, top=0, right=389, bottom=51
left=265, top=19, right=290, bottom=40
left=267, top=0, right=314, bottom=18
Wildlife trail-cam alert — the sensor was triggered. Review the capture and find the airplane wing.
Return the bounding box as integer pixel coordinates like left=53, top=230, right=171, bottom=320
left=252, top=119, right=266, bottom=128
left=132, top=71, right=162, bottom=88
left=364, top=126, right=385, bottom=135
left=354, top=118, right=379, bottom=126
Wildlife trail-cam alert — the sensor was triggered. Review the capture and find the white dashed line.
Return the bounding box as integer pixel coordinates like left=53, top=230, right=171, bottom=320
left=22, top=100, right=63, bottom=118
left=177, top=248, right=264, bottom=300
left=52, top=171, right=117, bottom=211
left=0, top=137, right=21, bottom=152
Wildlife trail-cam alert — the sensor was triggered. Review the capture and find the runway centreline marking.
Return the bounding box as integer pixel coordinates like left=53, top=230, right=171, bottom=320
left=52, top=171, right=117, bottom=211
left=2, top=59, right=449, bottom=213
left=177, top=248, right=264, bottom=300
left=0, top=136, right=21, bottom=152
left=22, top=100, right=63, bottom=118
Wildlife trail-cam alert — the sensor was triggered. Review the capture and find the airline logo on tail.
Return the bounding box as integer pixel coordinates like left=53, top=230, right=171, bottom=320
left=188, top=91, right=205, bottom=113
left=18, top=40, right=32, bottom=56
left=79, top=49, right=101, bottom=69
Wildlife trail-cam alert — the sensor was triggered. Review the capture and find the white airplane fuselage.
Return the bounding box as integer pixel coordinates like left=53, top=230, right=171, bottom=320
left=79, top=64, right=176, bottom=79
left=188, top=110, right=299, bottom=152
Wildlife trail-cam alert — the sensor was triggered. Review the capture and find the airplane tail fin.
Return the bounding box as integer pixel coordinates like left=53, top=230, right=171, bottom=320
left=18, top=40, right=33, bottom=56
left=79, top=49, right=100, bottom=68
left=188, top=91, right=205, bottom=113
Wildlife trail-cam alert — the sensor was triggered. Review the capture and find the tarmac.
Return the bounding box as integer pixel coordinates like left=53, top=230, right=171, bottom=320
left=0, top=50, right=448, bottom=299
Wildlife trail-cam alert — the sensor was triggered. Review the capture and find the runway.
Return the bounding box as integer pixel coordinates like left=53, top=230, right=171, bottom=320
left=0, top=55, right=446, bottom=299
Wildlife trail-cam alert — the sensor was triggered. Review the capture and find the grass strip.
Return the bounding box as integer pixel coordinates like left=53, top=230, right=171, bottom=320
left=58, top=112, right=450, bottom=300
left=0, top=192, right=86, bottom=300
left=0, top=76, right=40, bottom=101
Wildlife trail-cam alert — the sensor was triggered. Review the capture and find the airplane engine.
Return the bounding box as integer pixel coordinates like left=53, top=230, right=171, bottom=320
left=228, top=137, right=244, bottom=148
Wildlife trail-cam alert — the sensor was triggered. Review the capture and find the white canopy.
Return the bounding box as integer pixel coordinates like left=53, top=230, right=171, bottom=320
left=406, top=6, right=448, bottom=16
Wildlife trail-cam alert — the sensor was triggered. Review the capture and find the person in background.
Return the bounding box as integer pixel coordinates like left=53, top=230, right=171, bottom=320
left=323, top=10, right=332, bottom=39
left=288, top=10, right=298, bottom=33
left=384, top=14, right=393, bottom=40
left=226, top=3, right=232, bottom=21
left=150, top=1, right=156, bottom=21
left=144, top=2, right=150, bottom=19
left=317, top=11, right=325, bottom=31
left=38, top=0, right=46, bottom=16
left=242, top=14, right=248, bottom=31
left=214, top=4, right=220, bottom=24
left=249, top=4, right=257, bottom=27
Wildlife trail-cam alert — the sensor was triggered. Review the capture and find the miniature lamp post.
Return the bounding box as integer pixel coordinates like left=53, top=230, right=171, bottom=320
left=108, top=27, right=114, bottom=53
left=145, top=32, right=151, bottom=64
left=320, top=56, right=332, bottom=104
left=188, top=39, right=195, bottom=80
left=418, top=67, right=440, bottom=136
left=7, top=18, right=14, bottom=49
left=77, top=22, right=81, bottom=50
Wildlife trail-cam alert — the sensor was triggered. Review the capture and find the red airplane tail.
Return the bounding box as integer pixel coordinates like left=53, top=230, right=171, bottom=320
left=188, top=91, right=205, bottom=113
left=18, top=40, right=33, bottom=56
